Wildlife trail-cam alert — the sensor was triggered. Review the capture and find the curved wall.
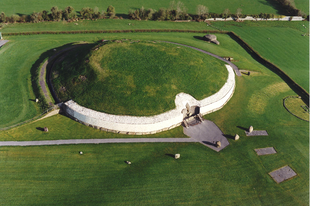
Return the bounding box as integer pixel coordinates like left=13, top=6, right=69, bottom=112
left=63, top=65, right=235, bottom=135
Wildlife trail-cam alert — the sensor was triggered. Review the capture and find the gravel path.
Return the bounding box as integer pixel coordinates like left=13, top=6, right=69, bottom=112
left=39, top=45, right=81, bottom=106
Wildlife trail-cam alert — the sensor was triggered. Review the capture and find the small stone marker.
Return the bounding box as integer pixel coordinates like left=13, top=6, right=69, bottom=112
left=175, top=154, right=180, bottom=159
left=249, top=126, right=253, bottom=133
left=126, top=161, right=131, bottom=165
left=35, top=98, right=39, bottom=103
left=234, top=134, right=240, bottom=140
left=79, top=151, right=83, bottom=155
left=44, top=127, right=48, bottom=132
left=216, top=141, right=221, bottom=148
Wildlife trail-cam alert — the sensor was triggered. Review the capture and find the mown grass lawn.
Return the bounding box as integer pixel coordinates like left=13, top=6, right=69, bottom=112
left=0, top=135, right=308, bottom=205
left=213, top=21, right=309, bottom=92
left=0, top=31, right=308, bottom=205
left=0, top=0, right=280, bottom=16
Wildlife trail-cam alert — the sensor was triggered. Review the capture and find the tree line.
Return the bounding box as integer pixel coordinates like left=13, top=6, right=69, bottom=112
left=0, top=5, right=117, bottom=23
left=0, top=1, right=307, bottom=24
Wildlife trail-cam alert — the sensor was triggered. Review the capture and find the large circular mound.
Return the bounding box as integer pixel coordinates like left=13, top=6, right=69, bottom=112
left=52, top=40, right=228, bottom=116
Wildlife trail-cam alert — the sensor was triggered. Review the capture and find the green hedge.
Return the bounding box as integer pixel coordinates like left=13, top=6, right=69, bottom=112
left=228, top=31, right=309, bottom=105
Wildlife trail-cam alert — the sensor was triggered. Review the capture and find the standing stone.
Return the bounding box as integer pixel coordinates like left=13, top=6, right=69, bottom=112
left=126, top=161, right=131, bottom=165
left=79, top=151, right=83, bottom=155
left=175, top=154, right=180, bottom=159
left=35, top=98, right=39, bottom=103
left=234, top=134, right=240, bottom=140
left=44, top=127, right=48, bottom=132
left=216, top=141, right=221, bottom=148
left=249, top=126, right=253, bottom=133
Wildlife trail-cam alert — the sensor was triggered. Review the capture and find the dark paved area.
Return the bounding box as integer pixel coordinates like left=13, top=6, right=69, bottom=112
left=0, top=40, right=9, bottom=48
left=269, top=166, right=297, bottom=183
left=160, top=41, right=241, bottom=76
left=255, top=147, right=277, bottom=155
left=183, top=120, right=229, bottom=152
left=245, top=130, right=268, bottom=136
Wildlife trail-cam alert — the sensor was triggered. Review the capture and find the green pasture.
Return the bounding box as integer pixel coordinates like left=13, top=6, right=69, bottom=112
left=0, top=129, right=308, bottom=205
left=0, top=0, right=280, bottom=16
left=0, top=19, right=212, bottom=33
left=0, top=30, right=308, bottom=205
left=213, top=21, right=309, bottom=92
left=52, top=41, right=227, bottom=115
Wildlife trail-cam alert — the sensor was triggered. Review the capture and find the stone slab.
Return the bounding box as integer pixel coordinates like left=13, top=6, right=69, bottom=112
left=269, top=166, right=297, bottom=183
left=245, top=130, right=268, bottom=136
left=254, top=147, right=277, bottom=155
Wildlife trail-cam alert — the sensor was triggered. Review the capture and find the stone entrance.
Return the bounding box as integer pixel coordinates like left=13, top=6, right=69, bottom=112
left=182, top=103, right=203, bottom=127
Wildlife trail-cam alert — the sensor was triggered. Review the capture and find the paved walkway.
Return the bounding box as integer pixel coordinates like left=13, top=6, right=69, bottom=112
left=183, top=120, right=229, bottom=152
left=0, top=138, right=198, bottom=146
left=0, top=120, right=228, bottom=153
left=39, top=45, right=81, bottom=106
left=160, top=41, right=242, bottom=76
left=0, top=40, right=9, bottom=48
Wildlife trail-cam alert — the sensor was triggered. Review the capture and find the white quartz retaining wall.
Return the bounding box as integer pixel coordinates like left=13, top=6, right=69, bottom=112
left=63, top=65, right=235, bottom=135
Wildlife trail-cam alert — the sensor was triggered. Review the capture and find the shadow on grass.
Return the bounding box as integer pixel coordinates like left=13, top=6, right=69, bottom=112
left=237, top=126, right=248, bottom=131
left=223, top=134, right=235, bottom=140
left=36, top=127, right=44, bottom=131
left=193, top=36, right=206, bottom=41
left=262, top=0, right=287, bottom=15
left=165, top=154, right=175, bottom=158
left=30, top=42, right=76, bottom=111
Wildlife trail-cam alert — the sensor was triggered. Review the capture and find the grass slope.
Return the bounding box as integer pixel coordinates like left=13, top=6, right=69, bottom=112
left=52, top=41, right=227, bottom=115
left=213, top=21, right=309, bottom=92
left=0, top=0, right=280, bottom=16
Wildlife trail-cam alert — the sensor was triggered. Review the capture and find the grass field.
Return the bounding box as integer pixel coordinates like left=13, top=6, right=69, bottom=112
left=0, top=19, right=212, bottom=33
left=52, top=41, right=227, bottom=115
left=213, top=21, right=309, bottom=92
left=0, top=0, right=281, bottom=16
left=0, top=31, right=271, bottom=127
left=0, top=25, right=308, bottom=204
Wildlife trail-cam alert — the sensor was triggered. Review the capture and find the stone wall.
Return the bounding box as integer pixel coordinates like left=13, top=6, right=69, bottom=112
left=63, top=65, right=235, bottom=135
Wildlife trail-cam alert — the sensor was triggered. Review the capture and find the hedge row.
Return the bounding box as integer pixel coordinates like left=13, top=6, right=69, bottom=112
left=228, top=31, right=309, bottom=105
left=2, top=29, right=228, bottom=36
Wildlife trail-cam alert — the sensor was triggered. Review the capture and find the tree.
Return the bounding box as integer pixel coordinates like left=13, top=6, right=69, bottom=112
left=80, top=7, right=94, bottom=19
left=41, top=10, right=50, bottom=21
left=222, top=8, right=230, bottom=19
left=93, top=7, right=100, bottom=19
left=196, top=5, right=209, bottom=19
left=64, top=6, right=74, bottom=20
left=107, top=5, right=115, bottom=18
left=51, top=6, right=58, bottom=20
left=0, top=12, right=6, bottom=23
left=236, top=8, right=242, bottom=19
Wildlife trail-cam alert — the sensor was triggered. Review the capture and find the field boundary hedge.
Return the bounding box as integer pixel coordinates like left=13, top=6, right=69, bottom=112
left=228, top=31, right=309, bottom=105
left=2, top=29, right=228, bottom=36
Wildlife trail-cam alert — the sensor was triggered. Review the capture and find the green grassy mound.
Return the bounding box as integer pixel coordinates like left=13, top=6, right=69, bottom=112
left=52, top=40, right=227, bottom=116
